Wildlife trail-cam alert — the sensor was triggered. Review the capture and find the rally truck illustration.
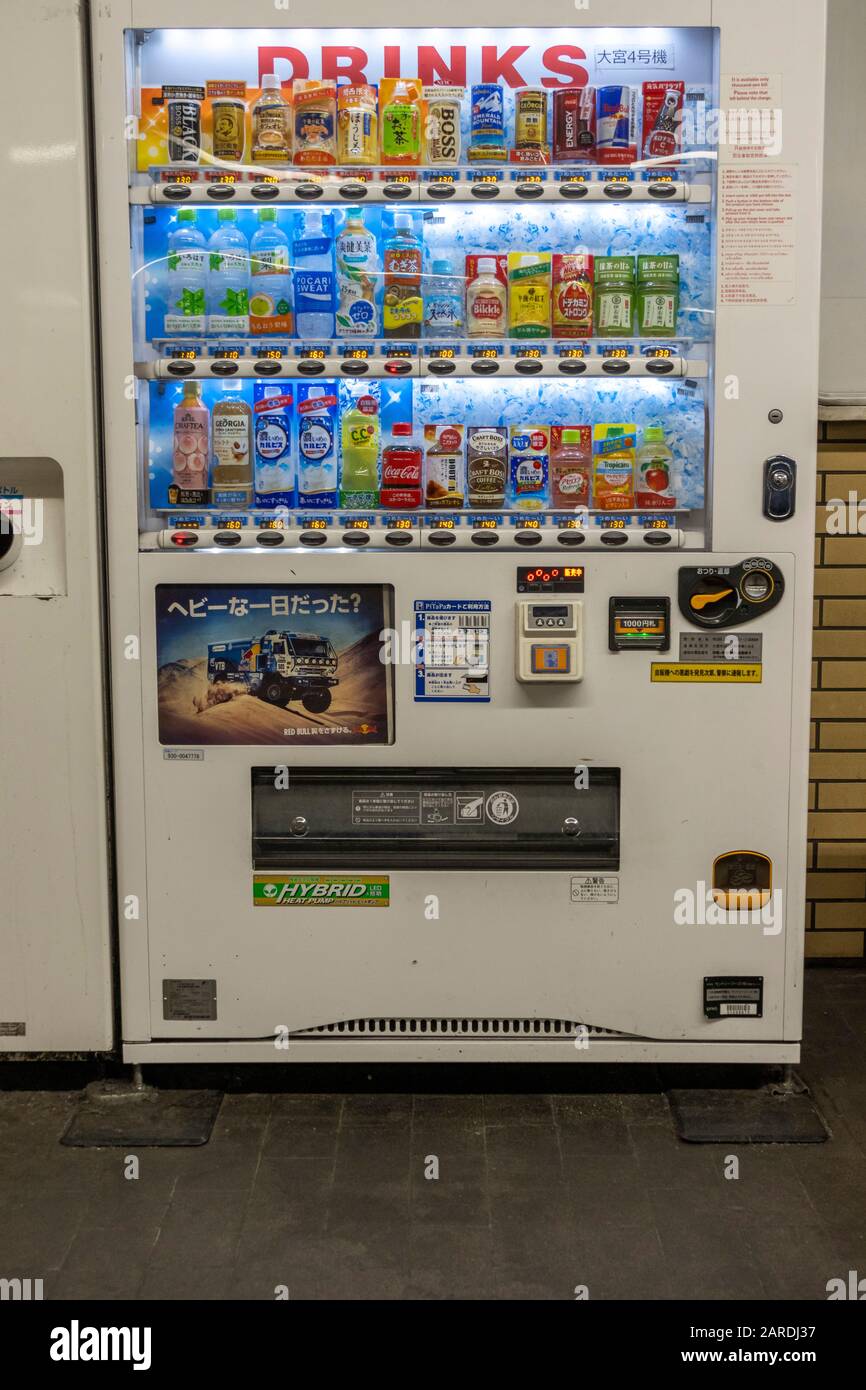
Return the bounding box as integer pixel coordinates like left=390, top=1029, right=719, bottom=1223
left=207, top=629, right=339, bottom=714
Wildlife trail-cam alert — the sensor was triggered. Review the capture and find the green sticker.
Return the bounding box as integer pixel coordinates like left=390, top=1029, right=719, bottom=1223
left=253, top=875, right=390, bottom=907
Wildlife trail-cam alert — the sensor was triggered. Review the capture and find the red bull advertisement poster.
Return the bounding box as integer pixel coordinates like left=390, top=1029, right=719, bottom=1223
left=156, top=583, right=394, bottom=745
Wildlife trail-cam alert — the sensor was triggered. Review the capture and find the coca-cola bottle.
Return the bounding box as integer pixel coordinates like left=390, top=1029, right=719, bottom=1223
left=381, top=422, right=423, bottom=508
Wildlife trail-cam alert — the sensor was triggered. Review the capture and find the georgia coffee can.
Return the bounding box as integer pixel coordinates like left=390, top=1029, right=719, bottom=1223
left=553, top=87, right=595, bottom=162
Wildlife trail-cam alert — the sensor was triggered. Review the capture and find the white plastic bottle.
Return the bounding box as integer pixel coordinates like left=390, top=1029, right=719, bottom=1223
left=207, top=208, right=250, bottom=334
left=293, top=209, right=335, bottom=340
left=166, top=208, right=207, bottom=333
left=335, top=207, right=379, bottom=339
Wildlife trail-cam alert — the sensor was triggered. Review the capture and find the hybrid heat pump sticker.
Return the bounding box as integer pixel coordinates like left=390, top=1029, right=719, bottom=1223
left=155, top=583, right=394, bottom=745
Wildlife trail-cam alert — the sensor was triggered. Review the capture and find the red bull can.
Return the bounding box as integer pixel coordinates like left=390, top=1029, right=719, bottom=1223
left=596, top=84, right=638, bottom=165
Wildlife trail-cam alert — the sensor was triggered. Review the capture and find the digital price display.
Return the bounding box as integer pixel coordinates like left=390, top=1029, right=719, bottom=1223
left=517, top=566, right=585, bottom=594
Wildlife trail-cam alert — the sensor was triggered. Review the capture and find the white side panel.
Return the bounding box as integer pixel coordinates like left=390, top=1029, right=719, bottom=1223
left=820, top=0, right=866, bottom=407
left=0, top=0, right=113, bottom=1050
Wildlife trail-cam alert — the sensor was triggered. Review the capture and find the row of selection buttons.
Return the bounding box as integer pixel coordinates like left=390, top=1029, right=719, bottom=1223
left=158, top=525, right=681, bottom=552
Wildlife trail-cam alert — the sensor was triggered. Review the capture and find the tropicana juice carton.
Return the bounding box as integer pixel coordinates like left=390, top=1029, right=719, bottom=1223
left=592, top=423, right=636, bottom=510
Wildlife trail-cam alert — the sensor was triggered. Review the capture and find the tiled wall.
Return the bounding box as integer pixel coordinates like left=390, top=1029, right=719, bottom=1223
left=808, top=421, right=866, bottom=958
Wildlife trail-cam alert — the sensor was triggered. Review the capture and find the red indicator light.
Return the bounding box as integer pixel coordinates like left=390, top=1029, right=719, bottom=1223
left=171, top=532, right=197, bottom=546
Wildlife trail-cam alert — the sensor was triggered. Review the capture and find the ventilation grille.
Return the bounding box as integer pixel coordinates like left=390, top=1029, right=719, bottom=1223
left=290, top=1017, right=632, bottom=1040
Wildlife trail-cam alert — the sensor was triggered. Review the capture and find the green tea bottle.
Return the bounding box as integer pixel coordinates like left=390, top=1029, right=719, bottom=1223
left=636, top=255, right=680, bottom=337
left=594, top=256, right=636, bottom=338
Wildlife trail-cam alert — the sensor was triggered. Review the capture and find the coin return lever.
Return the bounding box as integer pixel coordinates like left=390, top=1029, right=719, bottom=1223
left=515, top=599, right=583, bottom=683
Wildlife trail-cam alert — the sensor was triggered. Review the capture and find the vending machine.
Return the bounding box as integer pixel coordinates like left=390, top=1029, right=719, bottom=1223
left=91, top=1, right=825, bottom=1063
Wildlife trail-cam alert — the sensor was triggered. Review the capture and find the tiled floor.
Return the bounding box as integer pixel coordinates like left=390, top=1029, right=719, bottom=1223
left=2, top=968, right=865, bottom=1300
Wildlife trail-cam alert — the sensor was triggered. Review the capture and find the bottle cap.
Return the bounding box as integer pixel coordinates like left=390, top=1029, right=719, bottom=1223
left=217, top=208, right=237, bottom=222
left=643, top=426, right=666, bottom=442
left=392, top=422, right=413, bottom=436
left=561, top=428, right=584, bottom=445
left=261, top=73, right=280, bottom=90
left=258, top=207, right=276, bottom=222
left=432, top=259, right=453, bottom=276
left=345, top=207, right=364, bottom=219
left=177, top=208, right=197, bottom=223
left=304, top=209, right=324, bottom=232
left=394, top=212, right=413, bottom=231
left=478, top=257, right=497, bottom=274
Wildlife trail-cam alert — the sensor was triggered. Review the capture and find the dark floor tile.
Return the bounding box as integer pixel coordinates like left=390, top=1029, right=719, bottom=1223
left=268, top=1094, right=343, bottom=1120
left=408, top=1224, right=497, bottom=1299
left=250, top=1155, right=334, bottom=1206
left=145, top=1194, right=245, bottom=1267
left=412, top=1095, right=484, bottom=1126
left=485, top=1122, right=561, bottom=1175
left=411, top=1173, right=489, bottom=1226
left=139, top=1261, right=234, bottom=1300
left=262, top=1117, right=340, bottom=1161
left=484, top=1094, right=554, bottom=1124
left=341, top=1094, right=412, bottom=1126
left=51, top=1223, right=158, bottom=1299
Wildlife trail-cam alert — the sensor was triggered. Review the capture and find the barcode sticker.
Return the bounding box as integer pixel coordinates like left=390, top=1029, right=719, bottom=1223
left=704, top=976, right=763, bottom=1020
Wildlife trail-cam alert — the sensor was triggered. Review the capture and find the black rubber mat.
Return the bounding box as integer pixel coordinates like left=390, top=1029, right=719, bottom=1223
left=61, top=1084, right=222, bottom=1147
left=669, top=1085, right=828, bottom=1143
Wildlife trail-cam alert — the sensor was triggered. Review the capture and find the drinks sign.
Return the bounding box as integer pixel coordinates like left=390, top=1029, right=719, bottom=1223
left=140, top=28, right=710, bottom=91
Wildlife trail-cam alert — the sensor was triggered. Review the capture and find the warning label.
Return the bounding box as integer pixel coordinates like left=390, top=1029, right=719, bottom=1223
left=651, top=663, right=762, bottom=683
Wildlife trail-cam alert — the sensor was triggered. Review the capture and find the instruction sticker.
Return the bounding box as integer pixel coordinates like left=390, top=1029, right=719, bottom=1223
left=571, top=875, right=619, bottom=904
left=704, top=976, right=764, bottom=1019
left=254, top=875, right=390, bottom=907
left=680, top=633, right=763, bottom=662
left=651, top=663, right=762, bottom=683
left=414, top=600, right=491, bottom=702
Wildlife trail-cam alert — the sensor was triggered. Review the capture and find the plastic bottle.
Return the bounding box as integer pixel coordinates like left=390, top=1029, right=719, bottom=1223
left=339, top=394, right=380, bottom=506
left=424, top=258, right=464, bottom=337
left=211, top=384, right=253, bottom=507
left=636, top=424, right=676, bottom=508
left=252, top=73, right=292, bottom=164
left=381, top=421, right=423, bottom=508
left=380, top=80, right=421, bottom=164
left=207, top=208, right=250, bottom=332
left=466, top=256, right=506, bottom=339
left=550, top=426, right=591, bottom=510
left=383, top=212, right=422, bottom=340
left=335, top=208, right=379, bottom=339
left=293, top=209, right=335, bottom=340
left=249, top=208, right=293, bottom=335
left=172, top=381, right=209, bottom=492
left=166, top=208, right=207, bottom=330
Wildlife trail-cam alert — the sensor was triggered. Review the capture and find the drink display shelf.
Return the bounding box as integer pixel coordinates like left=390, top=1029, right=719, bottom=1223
left=148, top=515, right=687, bottom=553
left=132, top=163, right=713, bottom=207
left=138, top=342, right=709, bottom=383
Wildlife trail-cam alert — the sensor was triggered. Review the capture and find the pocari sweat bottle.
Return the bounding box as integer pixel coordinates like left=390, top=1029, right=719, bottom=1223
left=293, top=209, right=335, bottom=340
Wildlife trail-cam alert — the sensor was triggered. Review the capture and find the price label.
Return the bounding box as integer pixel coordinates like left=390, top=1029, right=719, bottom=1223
left=170, top=348, right=197, bottom=359
left=430, top=346, right=456, bottom=359
left=559, top=346, right=586, bottom=359
left=432, top=517, right=456, bottom=528
left=519, top=518, right=541, bottom=529
left=343, top=347, right=369, bottom=360
left=258, top=517, right=285, bottom=529
left=258, top=347, right=284, bottom=360
left=385, top=517, right=413, bottom=530
left=345, top=517, right=370, bottom=529
left=602, top=346, right=631, bottom=358
left=473, top=517, right=499, bottom=529
left=215, top=348, right=240, bottom=360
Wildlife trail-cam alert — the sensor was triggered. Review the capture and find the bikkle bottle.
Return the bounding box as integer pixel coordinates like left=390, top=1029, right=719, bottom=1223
left=466, top=256, right=506, bottom=339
